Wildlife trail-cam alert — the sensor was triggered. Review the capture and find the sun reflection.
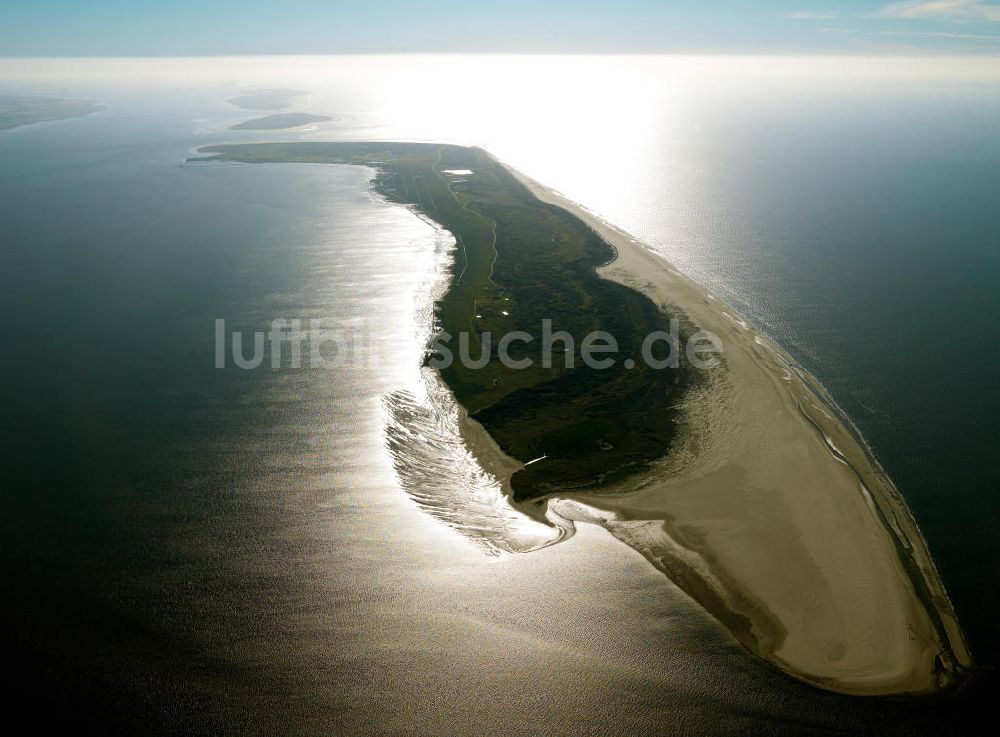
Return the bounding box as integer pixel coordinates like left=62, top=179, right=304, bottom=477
left=357, top=56, right=671, bottom=211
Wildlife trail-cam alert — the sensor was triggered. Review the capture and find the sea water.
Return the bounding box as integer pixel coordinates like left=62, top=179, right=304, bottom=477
left=1, top=58, right=997, bottom=733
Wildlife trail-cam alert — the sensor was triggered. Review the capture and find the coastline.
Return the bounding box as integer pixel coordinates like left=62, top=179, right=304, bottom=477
left=190, top=141, right=973, bottom=696
left=485, top=158, right=973, bottom=696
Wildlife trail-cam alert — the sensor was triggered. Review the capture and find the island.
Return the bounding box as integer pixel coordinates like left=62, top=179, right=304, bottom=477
left=197, top=142, right=693, bottom=498
left=230, top=113, right=331, bottom=131
left=227, top=89, right=307, bottom=111
left=0, top=95, right=104, bottom=130
left=191, top=141, right=973, bottom=697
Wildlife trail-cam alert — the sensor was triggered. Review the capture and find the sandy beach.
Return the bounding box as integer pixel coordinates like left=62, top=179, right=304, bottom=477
left=451, top=158, right=976, bottom=696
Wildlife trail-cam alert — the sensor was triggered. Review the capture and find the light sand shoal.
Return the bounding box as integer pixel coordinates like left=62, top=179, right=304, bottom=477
left=460, top=160, right=973, bottom=696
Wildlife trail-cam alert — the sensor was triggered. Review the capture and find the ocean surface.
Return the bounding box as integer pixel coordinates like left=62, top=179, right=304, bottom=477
left=1, top=57, right=998, bottom=734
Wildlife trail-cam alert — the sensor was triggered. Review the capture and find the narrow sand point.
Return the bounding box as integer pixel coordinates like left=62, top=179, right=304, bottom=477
left=458, top=155, right=973, bottom=696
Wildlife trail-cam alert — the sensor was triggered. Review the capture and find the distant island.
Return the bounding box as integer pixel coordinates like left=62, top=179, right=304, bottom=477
left=0, top=95, right=104, bottom=130
left=227, top=89, right=306, bottom=111
left=191, top=141, right=972, bottom=697
left=230, top=113, right=331, bottom=131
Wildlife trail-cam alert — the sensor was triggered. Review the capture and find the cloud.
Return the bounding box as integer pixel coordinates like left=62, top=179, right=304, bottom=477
left=878, top=0, right=1000, bottom=21
left=784, top=10, right=841, bottom=19
left=815, top=26, right=860, bottom=34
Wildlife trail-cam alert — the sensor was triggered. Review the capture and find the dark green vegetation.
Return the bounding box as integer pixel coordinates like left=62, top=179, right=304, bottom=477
left=196, top=142, right=697, bottom=500
left=230, top=113, right=331, bottom=130
left=227, top=89, right=306, bottom=111
left=0, top=95, right=104, bottom=130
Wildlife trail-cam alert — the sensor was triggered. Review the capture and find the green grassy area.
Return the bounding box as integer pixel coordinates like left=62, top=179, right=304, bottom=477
left=196, top=142, right=697, bottom=500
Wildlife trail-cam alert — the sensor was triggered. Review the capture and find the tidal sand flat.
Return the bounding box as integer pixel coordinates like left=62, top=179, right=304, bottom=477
left=0, top=95, right=104, bottom=130
left=230, top=112, right=331, bottom=130
left=512, top=171, right=974, bottom=696
left=194, top=142, right=972, bottom=696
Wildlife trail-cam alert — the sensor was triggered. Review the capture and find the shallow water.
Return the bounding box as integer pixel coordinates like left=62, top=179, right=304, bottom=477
left=1, top=59, right=998, bottom=733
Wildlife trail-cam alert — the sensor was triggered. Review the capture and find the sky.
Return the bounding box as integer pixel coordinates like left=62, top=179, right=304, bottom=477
left=1, top=1, right=1000, bottom=55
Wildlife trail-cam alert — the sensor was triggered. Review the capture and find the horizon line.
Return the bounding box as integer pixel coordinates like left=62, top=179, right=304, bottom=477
left=4, top=50, right=1000, bottom=60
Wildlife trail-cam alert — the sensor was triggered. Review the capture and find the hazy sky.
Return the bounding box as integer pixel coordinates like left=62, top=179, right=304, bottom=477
left=2, top=1, right=1000, bottom=55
